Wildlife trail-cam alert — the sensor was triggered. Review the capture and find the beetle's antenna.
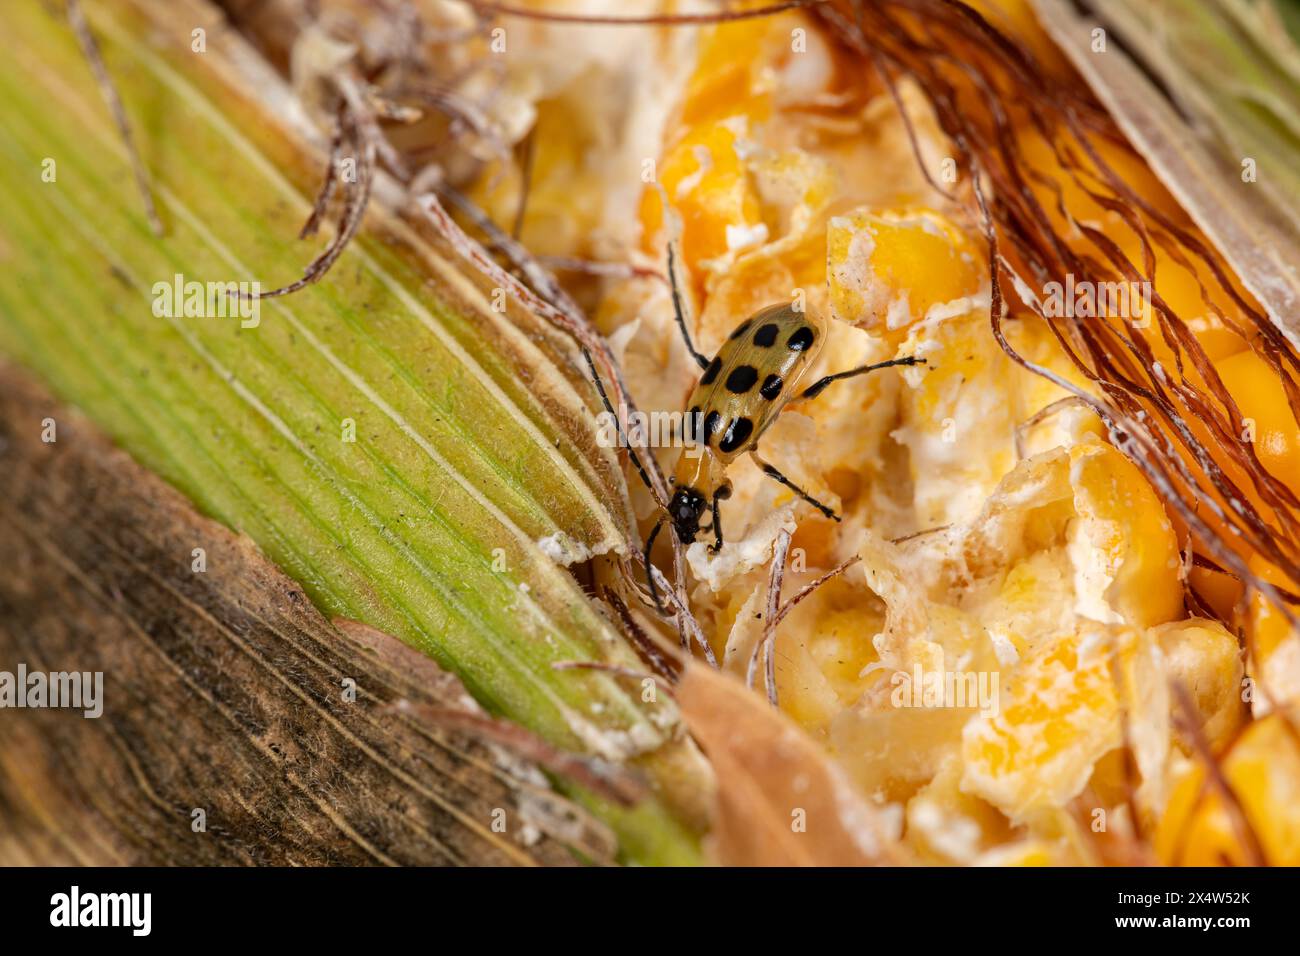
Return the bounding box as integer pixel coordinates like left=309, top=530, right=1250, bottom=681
left=583, top=346, right=675, bottom=621
left=582, top=347, right=657, bottom=494
left=67, top=0, right=162, bottom=236
left=644, top=518, right=667, bottom=616
left=667, top=241, right=710, bottom=371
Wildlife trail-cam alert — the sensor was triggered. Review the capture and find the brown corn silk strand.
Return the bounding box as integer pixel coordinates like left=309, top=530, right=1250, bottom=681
left=817, top=0, right=1300, bottom=628
left=1101, top=630, right=1148, bottom=846
left=396, top=85, right=516, bottom=172
left=66, top=0, right=163, bottom=236
left=551, top=659, right=668, bottom=691
left=549, top=655, right=678, bottom=715
left=962, top=4, right=1297, bottom=558
left=1191, top=554, right=1300, bottom=607
left=299, top=117, right=345, bottom=240
left=1168, top=684, right=1269, bottom=866
left=744, top=552, right=860, bottom=706
left=512, top=128, right=536, bottom=241
left=1071, top=784, right=1153, bottom=865
left=771, top=555, right=861, bottom=629
left=749, top=527, right=793, bottom=705
left=249, top=74, right=383, bottom=299
left=537, top=256, right=667, bottom=283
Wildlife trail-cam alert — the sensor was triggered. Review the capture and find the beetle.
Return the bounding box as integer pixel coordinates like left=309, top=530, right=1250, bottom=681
left=592, top=244, right=924, bottom=615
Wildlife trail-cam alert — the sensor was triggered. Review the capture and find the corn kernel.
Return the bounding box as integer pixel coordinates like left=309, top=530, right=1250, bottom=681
left=1155, top=712, right=1300, bottom=865
left=1244, top=554, right=1300, bottom=714
left=1067, top=438, right=1184, bottom=629
left=1151, top=617, right=1245, bottom=751
left=827, top=206, right=984, bottom=340
left=961, top=623, right=1166, bottom=823
left=1214, top=351, right=1300, bottom=498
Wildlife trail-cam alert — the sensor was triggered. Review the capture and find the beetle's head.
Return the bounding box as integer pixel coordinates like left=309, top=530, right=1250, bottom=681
left=667, top=486, right=707, bottom=542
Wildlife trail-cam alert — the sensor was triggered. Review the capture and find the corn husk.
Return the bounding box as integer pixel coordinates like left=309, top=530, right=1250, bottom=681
left=0, top=0, right=709, bottom=864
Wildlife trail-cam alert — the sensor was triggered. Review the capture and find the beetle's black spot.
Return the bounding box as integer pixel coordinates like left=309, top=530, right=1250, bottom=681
left=787, top=327, right=815, bottom=351
left=752, top=323, right=780, bottom=347
left=700, top=356, right=723, bottom=386
left=729, top=319, right=753, bottom=340
left=719, top=416, right=754, bottom=453
left=703, top=410, right=722, bottom=442
left=760, top=373, right=784, bottom=400
left=725, top=365, right=759, bottom=393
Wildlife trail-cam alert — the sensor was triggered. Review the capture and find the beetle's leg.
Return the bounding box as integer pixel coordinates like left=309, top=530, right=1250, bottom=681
left=644, top=518, right=667, bottom=616
left=582, top=347, right=656, bottom=493
left=750, top=452, right=841, bottom=522
left=583, top=346, right=670, bottom=614
left=667, top=241, right=710, bottom=371
left=707, top=492, right=725, bottom=554
left=799, top=355, right=926, bottom=400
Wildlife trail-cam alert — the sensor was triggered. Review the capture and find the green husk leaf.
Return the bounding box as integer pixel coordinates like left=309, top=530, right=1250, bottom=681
left=1092, top=0, right=1300, bottom=227
left=1033, top=0, right=1300, bottom=346
left=0, top=0, right=706, bottom=864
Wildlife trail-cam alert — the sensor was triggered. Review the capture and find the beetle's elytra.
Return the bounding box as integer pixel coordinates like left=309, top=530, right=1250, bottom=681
left=685, top=302, right=821, bottom=460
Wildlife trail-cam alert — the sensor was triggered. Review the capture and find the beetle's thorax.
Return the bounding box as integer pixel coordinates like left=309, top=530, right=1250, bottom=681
left=668, top=449, right=730, bottom=542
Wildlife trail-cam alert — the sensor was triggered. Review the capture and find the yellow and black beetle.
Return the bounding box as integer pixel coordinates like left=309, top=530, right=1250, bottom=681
left=593, top=245, right=923, bottom=614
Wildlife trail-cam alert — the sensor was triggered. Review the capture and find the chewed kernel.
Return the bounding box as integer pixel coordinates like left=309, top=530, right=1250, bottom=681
left=640, top=121, right=763, bottom=278
left=828, top=206, right=984, bottom=339
left=961, top=624, right=1152, bottom=822
left=1067, top=439, right=1182, bottom=629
